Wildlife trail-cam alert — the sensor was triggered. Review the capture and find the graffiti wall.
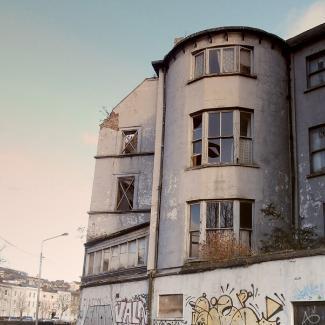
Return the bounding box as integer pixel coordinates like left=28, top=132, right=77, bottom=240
left=78, top=280, right=148, bottom=325
left=187, top=286, right=284, bottom=325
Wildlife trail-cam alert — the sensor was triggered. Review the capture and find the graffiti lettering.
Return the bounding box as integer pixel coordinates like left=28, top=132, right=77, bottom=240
left=115, top=294, right=148, bottom=325
left=187, top=286, right=284, bottom=325
left=302, top=309, right=320, bottom=325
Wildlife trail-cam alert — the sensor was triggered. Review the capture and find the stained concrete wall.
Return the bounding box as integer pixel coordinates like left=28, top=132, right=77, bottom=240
left=157, top=31, right=291, bottom=269
left=291, top=39, right=325, bottom=235
left=152, top=254, right=325, bottom=325
left=78, top=280, right=148, bottom=325
left=88, top=78, right=158, bottom=239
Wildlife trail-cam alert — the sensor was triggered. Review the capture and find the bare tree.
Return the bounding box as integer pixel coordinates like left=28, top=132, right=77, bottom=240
left=40, top=300, right=52, bottom=320
left=16, top=293, right=27, bottom=319
left=57, top=293, right=70, bottom=320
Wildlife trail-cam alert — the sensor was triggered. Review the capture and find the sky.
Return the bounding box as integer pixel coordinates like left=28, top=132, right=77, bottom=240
left=0, top=0, right=324, bottom=282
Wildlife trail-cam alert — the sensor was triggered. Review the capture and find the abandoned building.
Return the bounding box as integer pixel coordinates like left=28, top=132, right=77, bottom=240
left=78, top=24, right=325, bottom=325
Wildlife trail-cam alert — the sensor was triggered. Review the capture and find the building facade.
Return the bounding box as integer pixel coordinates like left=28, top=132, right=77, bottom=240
left=79, top=24, right=325, bottom=325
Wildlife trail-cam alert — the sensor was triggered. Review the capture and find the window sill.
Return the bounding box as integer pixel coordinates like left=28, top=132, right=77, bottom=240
left=187, top=72, right=257, bottom=85
left=95, top=152, right=154, bottom=159
left=304, top=83, right=325, bottom=93
left=306, top=171, right=325, bottom=179
left=185, top=163, right=259, bottom=171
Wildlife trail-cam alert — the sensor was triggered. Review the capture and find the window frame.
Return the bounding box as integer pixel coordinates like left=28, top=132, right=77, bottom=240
left=190, top=108, right=254, bottom=167
left=306, top=50, right=325, bottom=89
left=193, top=45, right=253, bottom=79
left=120, top=128, right=140, bottom=154
left=309, top=123, right=325, bottom=175
left=116, top=176, right=135, bottom=211
left=85, top=236, right=148, bottom=276
left=158, top=294, right=184, bottom=319
left=187, top=199, right=254, bottom=259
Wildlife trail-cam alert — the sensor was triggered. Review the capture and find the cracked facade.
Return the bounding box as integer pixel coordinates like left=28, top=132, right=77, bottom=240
left=79, top=24, right=325, bottom=325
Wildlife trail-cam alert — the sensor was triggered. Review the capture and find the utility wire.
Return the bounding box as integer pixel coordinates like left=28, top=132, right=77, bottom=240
left=0, top=234, right=38, bottom=258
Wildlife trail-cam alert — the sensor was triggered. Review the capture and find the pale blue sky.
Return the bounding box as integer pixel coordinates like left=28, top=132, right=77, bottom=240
left=0, top=0, right=324, bottom=281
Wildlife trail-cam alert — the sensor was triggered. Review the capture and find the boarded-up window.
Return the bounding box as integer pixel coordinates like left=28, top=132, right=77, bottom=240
left=116, top=177, right=135, bottom=210
left=122, top=130, right=138, bottom=154
left=158, top=294, right=183, bottom=318
left=293, top=301, right=325, bottom=324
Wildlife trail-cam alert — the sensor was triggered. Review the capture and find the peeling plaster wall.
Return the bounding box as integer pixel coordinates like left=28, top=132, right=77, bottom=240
left=292, top=39, right=325, bottom=234
left=158, top=32, right=291, bottom=269
left=152, top=255, right=325, bottom=325
left=88, top=78, right=158, bottom=238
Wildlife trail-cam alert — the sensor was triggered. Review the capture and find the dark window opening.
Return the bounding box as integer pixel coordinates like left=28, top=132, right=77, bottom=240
left=122, top=130, right=138, bottom=154
left=116, top=177, right=135, bottom=210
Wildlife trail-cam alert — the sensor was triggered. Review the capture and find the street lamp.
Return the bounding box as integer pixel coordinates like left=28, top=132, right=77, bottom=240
left=35, top=233, right=68, bottom=325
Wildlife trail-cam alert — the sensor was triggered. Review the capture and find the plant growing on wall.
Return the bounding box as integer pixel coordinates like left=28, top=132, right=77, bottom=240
left=260, top=203, right=321, bottom=252
left=199, top=231, right=253, bottom=261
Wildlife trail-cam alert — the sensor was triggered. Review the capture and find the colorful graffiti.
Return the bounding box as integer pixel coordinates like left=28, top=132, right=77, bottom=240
left=115, top=294, right=148, bottom=325
left=187, top=285, right=284, bottom=325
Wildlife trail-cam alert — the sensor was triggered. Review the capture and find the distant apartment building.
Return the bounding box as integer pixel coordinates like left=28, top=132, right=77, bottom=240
left=0, top=268, right=80, bottom=321
left=79, top=24, right=325, bottom=325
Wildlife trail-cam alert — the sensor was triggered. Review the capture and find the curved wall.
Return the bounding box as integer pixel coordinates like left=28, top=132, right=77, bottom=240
left=157, top=30, right=291, bottom=269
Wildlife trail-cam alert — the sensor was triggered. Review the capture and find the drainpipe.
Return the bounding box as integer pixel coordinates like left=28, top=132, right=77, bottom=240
left=288, top=52, right=299, bottom=228
left=147, top=66, right=167, bottom=325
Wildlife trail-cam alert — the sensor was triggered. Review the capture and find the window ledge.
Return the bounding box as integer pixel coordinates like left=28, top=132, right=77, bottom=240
left=304, top=83, right=325, bottom=93
left=306, top=171, right=325, bottom=179
left=185, top=163, right=259, bottom=171
left=95, top=152, right=154, bottom=159
left=187, top=72, right=257, bottom=85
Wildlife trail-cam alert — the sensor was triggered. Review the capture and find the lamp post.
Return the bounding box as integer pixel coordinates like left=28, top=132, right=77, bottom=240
left=35, top=233, right=68, bottom=325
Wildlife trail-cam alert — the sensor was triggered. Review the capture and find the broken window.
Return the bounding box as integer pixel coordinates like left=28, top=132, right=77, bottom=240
left=192, top=114, right=203, bottom=166
left=191, top=109, right=253, bottom=167
left=194, top=52, right=204, bottom=78
left=87, top=252, right=94, bottom=275
left=158, top=294, right=183, bottom=318
left=189, top=200, right=253, bottom=258
left=189, top=204, right=200, bottom=258
left=310, top=125, right=325, bottom=174
left=122, top=130, right=138, bottom=154
left=86, top=237, right=147, bottom=275
left=193, top=46, right=253, bottom=78
left=116, top=177, right=135, bottom=210
left=239, top=112, right=253, bottom=164
left=307, top=51, right=325, bottom=88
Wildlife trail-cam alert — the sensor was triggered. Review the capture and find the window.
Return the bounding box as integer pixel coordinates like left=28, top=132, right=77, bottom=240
left=194, top=52, right=205, bottom=78
left=310, top=125, right=325, bottom=174
left=121, top=130, right=138, bottom=154
left=158, top=294, right=183, bottom=318
left=191, top=109, right=253, bottom=167
left=189, top=204, right=200, bottom=258
left=85, top=237, right=147, bottom=275
left=116, top=177, right=135, bottom=210
left=193, top=46, right=253, bottom=78
left=307, top=51, right=325, bottom=88
left=189, top=200, right=253, bottom=258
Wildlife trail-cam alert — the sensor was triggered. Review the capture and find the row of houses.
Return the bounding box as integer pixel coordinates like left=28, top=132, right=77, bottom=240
left=0, top=268, right=80, bottom=321
left=79, top=23, right=325, bottom=325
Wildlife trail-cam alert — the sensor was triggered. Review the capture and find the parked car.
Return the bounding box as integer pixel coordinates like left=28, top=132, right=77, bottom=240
left=22, top=316, right=33, bottom=321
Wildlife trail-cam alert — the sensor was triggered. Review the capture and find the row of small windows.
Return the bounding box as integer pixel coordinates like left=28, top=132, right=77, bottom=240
left=192, top=110, right=253, bottom=167
left=85, top=237, right=147, bottom=275
left=194, top=45, right=253, bottom=79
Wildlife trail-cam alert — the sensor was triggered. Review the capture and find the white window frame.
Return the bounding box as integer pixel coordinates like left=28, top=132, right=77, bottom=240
left=85, top=236, right=148, bottom=275
left=193, top=45, right=253, bottom=79
left=187, top=199, right=254, bottom=259
left=190, top=109, right=254, bottom=167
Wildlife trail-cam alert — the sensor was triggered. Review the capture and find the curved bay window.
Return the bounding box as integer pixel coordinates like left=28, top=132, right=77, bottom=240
left=191, top=109, right=253, bottom=167
left=193, top=45, right=253, bottom=79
